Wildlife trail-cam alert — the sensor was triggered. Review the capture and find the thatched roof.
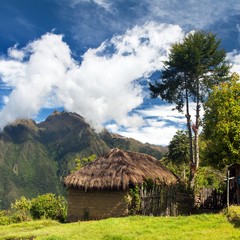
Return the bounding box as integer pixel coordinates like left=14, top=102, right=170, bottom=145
left=64, top=148, right=178, bottom=191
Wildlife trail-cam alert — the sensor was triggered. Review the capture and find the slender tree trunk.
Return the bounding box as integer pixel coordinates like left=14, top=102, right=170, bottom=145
left=185, top=88, right=195, bottom=189
left=194, top=103, right=200, bottom=169
left=193, top=81, right=200, bottom=169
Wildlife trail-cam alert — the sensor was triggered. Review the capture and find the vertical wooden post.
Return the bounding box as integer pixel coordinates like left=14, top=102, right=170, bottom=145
left=227, top=170, right=230, bottom=209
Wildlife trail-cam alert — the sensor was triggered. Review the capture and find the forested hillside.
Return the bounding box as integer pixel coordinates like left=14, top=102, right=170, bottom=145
left=0, top=111, right=166, bottom=209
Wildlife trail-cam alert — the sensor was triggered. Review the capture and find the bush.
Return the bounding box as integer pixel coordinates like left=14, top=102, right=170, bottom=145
left=0, top=210, right=12, bottom=225
left=1, top=194, right=67, bottom=225
left=11, top=196, right=32, bottom=222
left=30, top=193, right=67, bottom=223
left=125, top=186, right=141, bottom=215
left=224, top=205, right=240, bottom=225
left=195, top=167, right=225, bottom=193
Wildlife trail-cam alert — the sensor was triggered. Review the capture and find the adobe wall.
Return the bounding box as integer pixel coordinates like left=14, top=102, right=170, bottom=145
left=67, top=188, right=128, bottom=221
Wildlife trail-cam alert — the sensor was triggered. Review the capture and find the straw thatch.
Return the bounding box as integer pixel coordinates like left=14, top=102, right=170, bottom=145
left=64, top=148, right=178, bottom=191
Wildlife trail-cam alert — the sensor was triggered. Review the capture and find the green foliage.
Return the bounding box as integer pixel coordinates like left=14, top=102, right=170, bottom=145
left=194, top=167, right=225, bottom=193
left=11, top=196, right=32, bottom=222
left=0, top=194, right=67, bottom=226
left=125, top=186, right=141, bottom=215
left=0, top=211, right=12, bottom=226
left=150, top=31, right=230, bottom=111
left=203, top=73, right=240, bottom=168
left=0, top=111, right=166, bottom=210
left=162, top=130, right=189, bottom=180
left=163, top=160, right=189, bottom=181
left=150, top=31, right=230, bottom=188
left=166, top=130, right=190, bottom=165
left=224, top=205, right=240, bottom=225
left=30, top=194, right=67, bottom=223
left=71, top=154, right=97, bottom=172
left=0, top=140, right=63, bottom=210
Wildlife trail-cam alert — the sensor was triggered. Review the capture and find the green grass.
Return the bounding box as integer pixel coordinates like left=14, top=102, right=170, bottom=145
left=0, top=214, right=240, bottom=240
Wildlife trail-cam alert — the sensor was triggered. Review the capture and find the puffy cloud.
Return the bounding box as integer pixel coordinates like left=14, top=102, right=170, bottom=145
left=116, top=124, right=179, bottom=146
left=65, top=0, right=240, bottom=49
left=0, top=22, right=184, bottom=133
left=227, top=50, right=240, bottom=74
left=106, top=103, right=203, bottom=146
left=7, top=44, right=25, bottom=60
left=0, top=33, right=73, bottom=127
left=106, top=106, right=183, bottom=145
left=1, top=20, right=238, bottom=145
left=226, top=24, right=240, bottom=74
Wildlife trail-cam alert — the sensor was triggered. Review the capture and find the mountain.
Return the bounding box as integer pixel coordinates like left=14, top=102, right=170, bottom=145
left=99, top=130, right=166, bottom=160
left=0, top=111, right=166, bottom=209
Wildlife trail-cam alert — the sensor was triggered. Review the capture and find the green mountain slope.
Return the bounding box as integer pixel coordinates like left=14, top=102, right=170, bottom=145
left=0, top=111, right=166, bottom=209
left=0, top=126, right=62, bottom=209
left=99, top=130, right=167, bottom=159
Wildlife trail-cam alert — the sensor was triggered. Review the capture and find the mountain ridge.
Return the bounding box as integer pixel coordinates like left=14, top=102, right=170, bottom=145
left=0, top=111, right=166, bottom=209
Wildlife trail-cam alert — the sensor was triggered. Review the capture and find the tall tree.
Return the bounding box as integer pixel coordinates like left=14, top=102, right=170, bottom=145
left=203, top=73, right=240, bottom=168
left=165, top=130, right=190, bottom=180
left=149, top=31, right=230, bottom=188
left=166, top=130, right=189, bottom=166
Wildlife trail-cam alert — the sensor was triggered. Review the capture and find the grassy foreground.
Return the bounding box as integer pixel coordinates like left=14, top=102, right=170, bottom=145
left=0, top=214, right=240, bottom=240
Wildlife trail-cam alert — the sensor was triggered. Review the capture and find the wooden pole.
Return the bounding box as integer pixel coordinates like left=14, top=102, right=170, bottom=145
left=227, top=170, right=230, bottom=209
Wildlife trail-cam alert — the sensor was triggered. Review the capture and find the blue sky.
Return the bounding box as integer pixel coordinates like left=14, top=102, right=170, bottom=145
left=0, top=0, right=240, bottom=145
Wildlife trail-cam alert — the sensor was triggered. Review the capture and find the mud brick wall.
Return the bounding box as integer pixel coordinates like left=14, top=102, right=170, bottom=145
left=67, top=188, right=128, bottom=221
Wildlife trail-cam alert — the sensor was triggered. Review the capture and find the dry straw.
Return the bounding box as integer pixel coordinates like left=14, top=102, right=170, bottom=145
left=64, top=148, right=178, bottom=191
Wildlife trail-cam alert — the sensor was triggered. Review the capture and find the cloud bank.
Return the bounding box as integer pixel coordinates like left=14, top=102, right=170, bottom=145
left=1, top=21, right=239, bottom=145
left=0, top=23, right=184, bottom=134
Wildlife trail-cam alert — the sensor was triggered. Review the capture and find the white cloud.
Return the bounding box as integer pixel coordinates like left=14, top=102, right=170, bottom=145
left=138, top=105, right=186, bottom=125
left=0, top=22, right=184, bottom=135
left=70, top=0, right=112, bottom=11
left=106, top=121, right=179, bottom=146
left=106, top=103, right=204, bottom=146
left=146, top=0, right=240, bottom=29
left=227, top=50, right=240, bottom=74
left=237, top=23, right=240, bottom=45
left=0, top=33, right=73, bottom=127
left=1, top=20, right=237, bottom=145
left=93, top=0, right=112, bottom=10
left=7, top=44, right=25, bottom=60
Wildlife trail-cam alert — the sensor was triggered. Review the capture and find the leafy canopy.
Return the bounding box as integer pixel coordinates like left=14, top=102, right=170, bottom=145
left=150, top=31, right=230, bottom=111
left=166, top=130, right=190, bottom=165
left=203, top=73, right=240, bottom=168
left=71, top=154, right=97, bottom=172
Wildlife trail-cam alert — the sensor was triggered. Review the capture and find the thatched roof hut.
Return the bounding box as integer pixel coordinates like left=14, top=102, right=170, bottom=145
left=64, top=148, right=178, bottom=191
left=64, top=148, right=178, bottom=221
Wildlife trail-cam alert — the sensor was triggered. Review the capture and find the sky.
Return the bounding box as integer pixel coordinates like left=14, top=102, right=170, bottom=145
left=0, top=0, right=240, bottom=146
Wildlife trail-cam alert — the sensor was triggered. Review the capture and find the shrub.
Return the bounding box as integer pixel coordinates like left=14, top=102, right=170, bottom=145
left=125, top=186, right=141, bottom=215
left=195, top=167, right=225, bottom=193
left=30, top=193, right=67, bottom=223
left=0, top=210, right=12, bottom=225
left=224, top=205, right=240, bottom=225
left=11, top=196, right=32, bottom=222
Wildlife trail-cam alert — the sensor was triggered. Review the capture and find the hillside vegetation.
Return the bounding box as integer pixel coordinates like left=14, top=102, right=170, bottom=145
left=0, top=111, right=166, bottom=209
